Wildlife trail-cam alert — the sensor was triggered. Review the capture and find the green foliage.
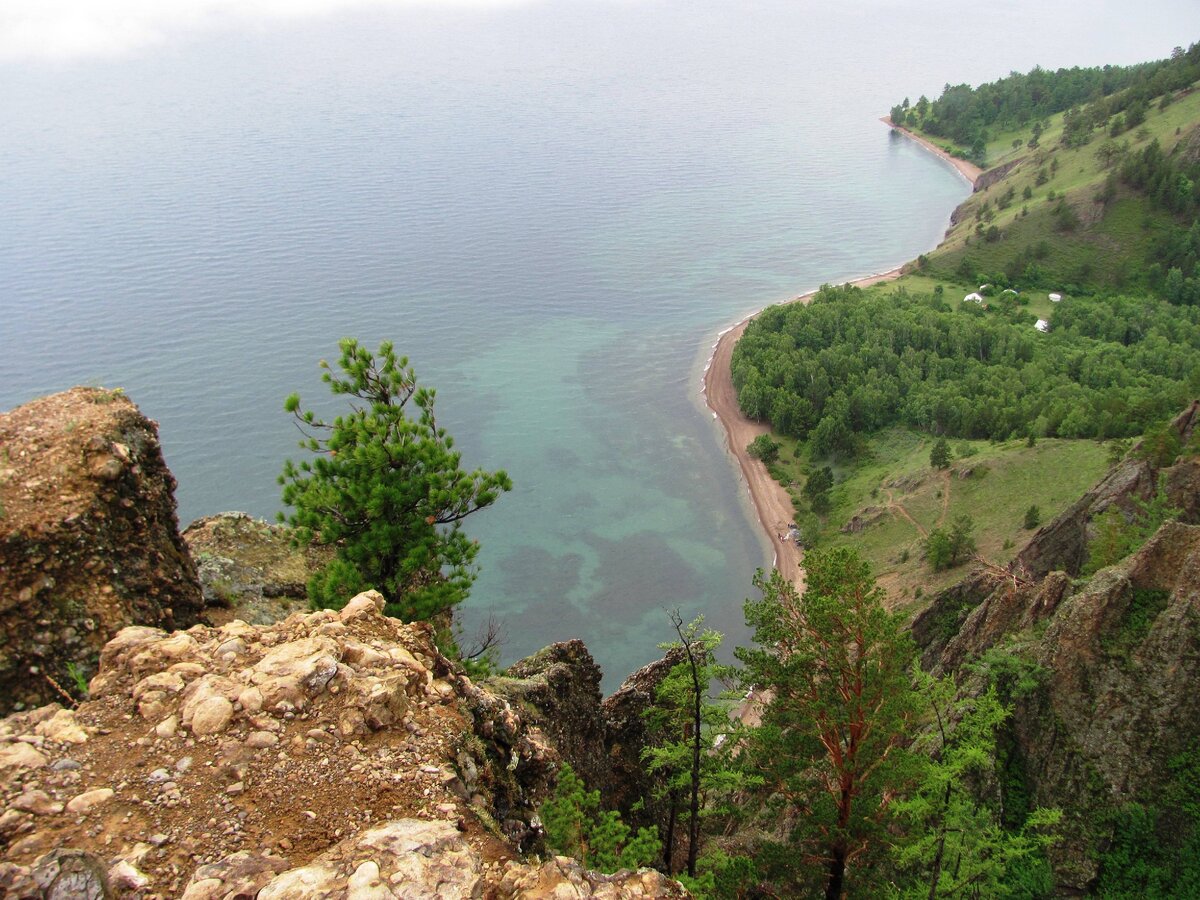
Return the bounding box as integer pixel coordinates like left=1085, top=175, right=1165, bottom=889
left=65, top=662, right=90, bottom=698
left=746, top=434, right=780, bottom=464
left=895, top=45, right=1200, bottom=155
left=1134, top=422, right=1182, bottom=468
left=541, top=764, right=662, bottom=874
left=1023, top=504, right=1041, bottom=529
left=1085, top=508, right=1141, bottom=574
left=803, top=465, right=834, bottom=515
left=675, top=849, right=757, bottom=900
left=925, top=515, right=976, bottom=572
left=930, top=437, right=951, bottom=469
left=279, top=339, right=512, bottom=621
left=735, top=550, right=920, bottom=897
left=1083, top=477, right=1180, bottom=575
left=1102, top=588, right=1171, bottom=657
left=1096, top=780, right=1200, bottom=899
left=643, top=614, right=738, bottom=877
left=731, top=285, right=1200, bottom=455
left=890, top=674, right=1061, bottom=898
left=972, top=649, right=1049, bottom=705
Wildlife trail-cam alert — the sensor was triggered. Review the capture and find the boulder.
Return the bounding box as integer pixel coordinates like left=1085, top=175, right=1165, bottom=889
left=496, top=856, right=688, bottom=898
left=252, top=819, right=484, bottom=900
left=182, top=512, right=331, bottom=625
left=0, top=388, right=203, bottom=714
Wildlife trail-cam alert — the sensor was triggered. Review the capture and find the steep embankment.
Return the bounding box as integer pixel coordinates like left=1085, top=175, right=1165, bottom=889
left=913, top=402, right=1200, bottom=891
left=0, top=388, right=204, bottom=715
left=0, top=591, right=687, bottom=898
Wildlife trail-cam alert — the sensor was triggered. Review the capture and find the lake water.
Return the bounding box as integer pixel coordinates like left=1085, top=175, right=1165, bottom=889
left=2, top=0, right=1195, bottom=687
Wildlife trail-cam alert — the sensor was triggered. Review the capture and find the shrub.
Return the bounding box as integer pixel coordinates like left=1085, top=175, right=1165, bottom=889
left=747, top=434, right=780, bottom=464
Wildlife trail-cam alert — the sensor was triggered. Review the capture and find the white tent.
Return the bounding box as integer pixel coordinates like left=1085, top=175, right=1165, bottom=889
left=1035, top=319, right=1050, bottom=332
left=964, top=292, right=984, bottom=303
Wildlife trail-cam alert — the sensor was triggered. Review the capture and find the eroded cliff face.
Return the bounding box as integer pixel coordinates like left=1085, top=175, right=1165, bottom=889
left=485, top=641, right=689, bottom=858
left=912, top=403, right=1200, bottom=890
left=913, top=400, right=1200, bottom=665
left=0, top=592, right=688, bottom=898
left=0, top=388, right=204, bottom=715
left=182, top=512, right=332, bottom=626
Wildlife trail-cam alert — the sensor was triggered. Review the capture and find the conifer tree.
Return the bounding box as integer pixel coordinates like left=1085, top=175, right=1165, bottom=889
left=930, top=437, right=952, bottom=470
left=891, top=672, right=1060, bottom=898
left=541, top=764, right=661, bottom=874
left=642, top=613, right=738, bottom=877
left=279, top=339, right=511, bottom=621
left=736, top=550, right=920, bottom=899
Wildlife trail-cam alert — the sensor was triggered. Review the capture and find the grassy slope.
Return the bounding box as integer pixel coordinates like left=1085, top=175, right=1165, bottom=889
left=746, top=87, right=1199, bottom=607
left=765, top=427, right=1109, bottom=609
left=910, top=88, right=1200, bottom=292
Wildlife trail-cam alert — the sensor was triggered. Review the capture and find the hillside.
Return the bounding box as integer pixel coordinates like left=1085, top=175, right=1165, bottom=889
left=910, top=403, right=1200, bottom=891
left=731, top=47, right=1200, bottom=609
left=896, top=44, right=1200, bottom=297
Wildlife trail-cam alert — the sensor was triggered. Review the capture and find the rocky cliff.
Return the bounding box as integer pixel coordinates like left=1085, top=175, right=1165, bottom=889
left=911, top=402, right=1200, bottom=890
left=182, top=512, right=331, bottom=626
left=0, top=388, right=204, bottom=715
left=0, top=591, right=687, bottom=898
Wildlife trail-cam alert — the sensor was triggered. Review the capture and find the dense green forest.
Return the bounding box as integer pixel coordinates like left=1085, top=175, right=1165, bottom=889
left=891, top=42, right=1200, bottom=162
left=730, top=283, right=1200, bottom=458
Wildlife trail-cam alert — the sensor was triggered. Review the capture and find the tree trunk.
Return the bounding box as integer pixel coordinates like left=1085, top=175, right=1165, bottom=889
left=672, top=613, right=704, bottom=879
left=825, top=847, right=847, bottom=900
left=663, top=791, right=678, bottom=876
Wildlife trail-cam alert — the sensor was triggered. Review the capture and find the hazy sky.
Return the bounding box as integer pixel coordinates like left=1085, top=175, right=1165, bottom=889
left=0, top=0, right=559, bottom=61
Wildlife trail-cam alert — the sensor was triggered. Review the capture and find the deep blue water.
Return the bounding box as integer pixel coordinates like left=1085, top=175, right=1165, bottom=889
left=3, top=0, right=1196, bottom=686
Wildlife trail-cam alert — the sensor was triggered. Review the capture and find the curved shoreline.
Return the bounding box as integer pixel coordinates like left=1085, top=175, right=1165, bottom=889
left=702, top=119, right=981, bottom=590
left=881, top=116, right=983, bottom=186
left=701, top=267, right=904, bottom=589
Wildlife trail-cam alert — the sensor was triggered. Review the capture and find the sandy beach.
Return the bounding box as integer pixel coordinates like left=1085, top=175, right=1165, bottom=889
left=705, top=119, right=980, bottom=593
left=881, top=116, right=983, bottom=186
left=702, top=267, right=904, bottom=591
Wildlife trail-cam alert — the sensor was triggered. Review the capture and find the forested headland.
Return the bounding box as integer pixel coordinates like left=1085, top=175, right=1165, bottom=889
left=731, top=284, right=1200, bottom=456
left=890, top=43, right=1200, bottom=164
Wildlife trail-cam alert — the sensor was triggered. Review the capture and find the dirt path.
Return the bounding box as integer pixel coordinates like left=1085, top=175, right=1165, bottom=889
left=883, top=487, right=926, bottom=538
left=936, top=470, right=952, bottom=527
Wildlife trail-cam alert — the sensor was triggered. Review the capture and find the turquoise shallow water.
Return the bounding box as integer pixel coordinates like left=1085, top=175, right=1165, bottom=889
left=3, top=0, right=1196, bottom=686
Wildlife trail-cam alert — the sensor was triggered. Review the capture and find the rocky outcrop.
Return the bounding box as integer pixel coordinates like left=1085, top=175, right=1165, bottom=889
left=496, top=855, right=688, bottom=898
left=182, top=512, right=332, bottom=626
left=489, top=640, right=685, bottom=845
left=914, top=401, right=1200, bottom=663
left=972, top=156, right=1024, bottom=193
left=0, top=388, right=203, bottom=715
left=0, top=591, right=612, bottom=897
left=493, top=641, right=610, bottom=795
left=600, top=649, right=685, bottom=830
left=907, top=403, right=1200, bottom=890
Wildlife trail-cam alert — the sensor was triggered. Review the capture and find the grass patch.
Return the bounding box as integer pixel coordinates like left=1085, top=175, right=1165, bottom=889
left=767, top=428, right=1108, bottom=607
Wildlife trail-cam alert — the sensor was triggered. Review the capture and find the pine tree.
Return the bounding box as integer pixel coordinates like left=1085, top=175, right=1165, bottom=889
left=279, top=339, right=512, bottom=621
left=930, top=437, right=952, bottom=470
left=642, top=613, right=738, bottom=877
left=736, top=550, right=921, bottom=898
left=541, top=764, right=661, bottom=873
